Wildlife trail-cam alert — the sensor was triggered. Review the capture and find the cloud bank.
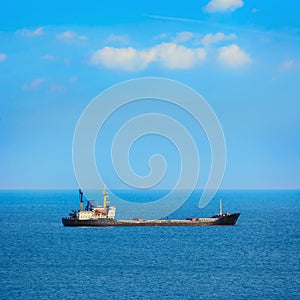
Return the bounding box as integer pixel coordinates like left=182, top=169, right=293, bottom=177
left=202, top=32, right=236, bottom=45
left=90, top=43, right=206, bottom=71
left=204, top=0, right=244, bottom=13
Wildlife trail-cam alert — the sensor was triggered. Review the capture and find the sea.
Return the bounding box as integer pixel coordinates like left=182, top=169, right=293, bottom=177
left=0, top=190, right=299, bottom=299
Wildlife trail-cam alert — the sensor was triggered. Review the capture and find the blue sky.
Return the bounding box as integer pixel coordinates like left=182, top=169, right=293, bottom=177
left=1, top=0, right=299, bottom=189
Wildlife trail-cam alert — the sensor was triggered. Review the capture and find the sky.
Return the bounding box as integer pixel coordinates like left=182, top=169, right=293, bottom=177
left=0, top=0, right=299, bottom=190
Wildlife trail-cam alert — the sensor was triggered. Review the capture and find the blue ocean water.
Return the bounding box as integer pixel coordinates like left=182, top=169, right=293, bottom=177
left=0, top=190, right=299, bottom=299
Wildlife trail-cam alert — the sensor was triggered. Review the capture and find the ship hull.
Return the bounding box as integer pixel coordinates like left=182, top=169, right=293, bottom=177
left=62, top=213, right=240, bottom=227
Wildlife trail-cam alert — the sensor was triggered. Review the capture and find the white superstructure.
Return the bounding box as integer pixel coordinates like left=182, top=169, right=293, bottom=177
left=76, top=186, right=116, bottom=220
left=77, top=206, right=116, bottom=220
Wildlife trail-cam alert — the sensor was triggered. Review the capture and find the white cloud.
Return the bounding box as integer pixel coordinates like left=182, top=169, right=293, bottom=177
left=252, top=8, right=260, bottom=14
left=218, top=44, right=251, bottom=68
left=107, top=34, right=130, bottom=45
left=49, top=84, right=65, bottom=93
left=89, top=43, right=206, bottom=71
left=41, top=54, right=55, bottom=61
left=202, top=32, right=236, bottom=45
left=69, top=75, right=78, bottom=83
left=153, top=43, right=206, bottom=69
left=0, top=53, right=7, bottom=62
left=17, top=27, right=44, bottom=37
left=90, top=47, right=155, bottom=71
left=173, top=32, right=194, bottom=43
left=154, top=33, right=170, bottom=40
left=278, top=60, right=297, bottom=72
left=22, top=78, right=46, bottom=90
left=56, top=31, right=87, bottom=42
left=204, top=0, right=244, bottom=13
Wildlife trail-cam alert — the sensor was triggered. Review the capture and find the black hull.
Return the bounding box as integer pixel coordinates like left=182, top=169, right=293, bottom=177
left=62, top=213, right=240, bottom=227
left=213, top=213, right=240, bottom=225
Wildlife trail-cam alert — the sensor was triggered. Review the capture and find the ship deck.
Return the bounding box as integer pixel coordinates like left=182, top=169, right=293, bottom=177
left=62, top=213, right=240, bottom=227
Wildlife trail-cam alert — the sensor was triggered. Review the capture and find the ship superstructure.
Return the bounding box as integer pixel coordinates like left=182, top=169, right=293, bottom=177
left=68, top=187, right=116, bottom=221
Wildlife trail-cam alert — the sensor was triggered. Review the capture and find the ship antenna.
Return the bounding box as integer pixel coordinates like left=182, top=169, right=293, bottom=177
left=220, top=199, right=222, bottom=216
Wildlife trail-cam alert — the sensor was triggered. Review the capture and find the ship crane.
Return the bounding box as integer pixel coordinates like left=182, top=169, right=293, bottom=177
left=79, top=189, right=83, bottom=211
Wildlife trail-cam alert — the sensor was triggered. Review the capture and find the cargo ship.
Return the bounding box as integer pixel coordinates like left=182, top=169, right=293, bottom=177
left=62, top=188, right=240, bottom=227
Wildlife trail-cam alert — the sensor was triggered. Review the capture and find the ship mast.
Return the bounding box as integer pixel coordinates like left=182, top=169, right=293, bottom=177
left=102, top=186, right=109, bottom=208
left=219, top=199, right=222, bottom=216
